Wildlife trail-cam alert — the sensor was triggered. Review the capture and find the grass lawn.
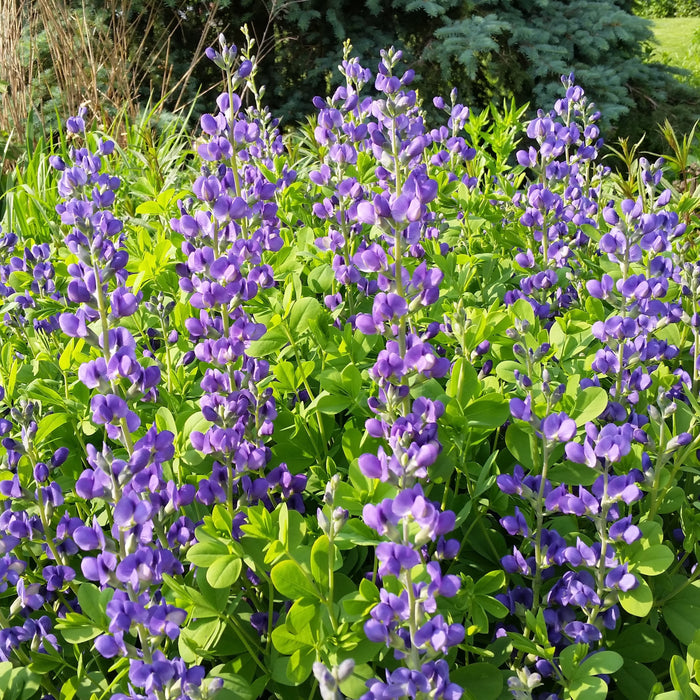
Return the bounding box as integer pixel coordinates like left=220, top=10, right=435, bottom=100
left=651, top=17, right=700, bottom=62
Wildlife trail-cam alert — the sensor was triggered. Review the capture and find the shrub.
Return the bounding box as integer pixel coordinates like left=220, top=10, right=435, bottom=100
left=0, top=28, right=699, bottom=700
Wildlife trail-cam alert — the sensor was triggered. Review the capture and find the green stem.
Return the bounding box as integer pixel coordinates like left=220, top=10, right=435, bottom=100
left=223, top=613, right=268, bottom=673
left=282, top=324, right=328, bottom=452
left=528, top=440, right=551, bottom=625
left=402, top=517, right=421, bottom=669
left=326, top=527, right=338, bottom=634
left=91, top=250, right=112, bottom=364
left=158, top=315, right=174, bottom=395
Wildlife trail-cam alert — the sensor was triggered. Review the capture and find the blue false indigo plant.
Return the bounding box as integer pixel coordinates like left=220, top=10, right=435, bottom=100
left=0, top=26, right=699, bottom=700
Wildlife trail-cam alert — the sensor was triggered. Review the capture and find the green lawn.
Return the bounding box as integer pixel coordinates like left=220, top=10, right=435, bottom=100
left=651, top=17, right=700, bottom=62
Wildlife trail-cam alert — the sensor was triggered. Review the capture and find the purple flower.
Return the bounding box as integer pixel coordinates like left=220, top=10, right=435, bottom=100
left=605, top=564, right=638, bottom=591
left=500, top=507, right=529, bottom=536
left=564, top=621, right=601, bottom=643
left=541, top=412, right=577, bottom=442
left=42, top=565, right=75, bottom=591
left=510, top=396, right=533, bottom=423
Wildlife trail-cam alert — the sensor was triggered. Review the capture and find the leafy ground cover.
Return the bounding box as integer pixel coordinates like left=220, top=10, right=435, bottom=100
left=0, top=30, right=699, bottom=700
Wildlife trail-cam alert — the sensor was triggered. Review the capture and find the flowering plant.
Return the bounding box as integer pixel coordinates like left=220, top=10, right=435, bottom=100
left=0, top=27, right=698, bottom=700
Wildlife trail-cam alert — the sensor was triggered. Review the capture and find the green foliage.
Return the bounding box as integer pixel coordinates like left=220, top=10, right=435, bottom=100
left=8, top=0, right=700, bottom=147
left=3, top=35, right=700, bottom=699
left=633, top=0, right=700, bottom=18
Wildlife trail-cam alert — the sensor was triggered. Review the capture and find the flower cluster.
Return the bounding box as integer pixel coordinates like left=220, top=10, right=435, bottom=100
left=171, top=35, right=306, bottom=525
left=310, top=46, right=465, bottom=699
left=507, top=76, right=608, bottom=322
left=0, top=232, right=60, bottom=335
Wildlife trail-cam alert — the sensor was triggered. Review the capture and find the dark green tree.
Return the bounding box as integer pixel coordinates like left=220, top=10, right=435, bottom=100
left=8, top=0, right=700, bottom=145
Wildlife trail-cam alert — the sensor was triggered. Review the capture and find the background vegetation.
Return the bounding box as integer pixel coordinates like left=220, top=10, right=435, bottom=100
left=0, top=0, right=699, bottom=154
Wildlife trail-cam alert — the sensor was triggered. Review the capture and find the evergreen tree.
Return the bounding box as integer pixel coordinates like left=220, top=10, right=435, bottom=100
left=8, top=0, right=699, bottom=142
left=424, top=0, right=689, bottom=125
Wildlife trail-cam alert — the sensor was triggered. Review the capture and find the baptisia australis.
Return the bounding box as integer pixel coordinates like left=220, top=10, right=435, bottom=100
left=171, top=34, right=305, bottom=526
left=310, top=47, right=463, bottom=699
left=508, top=75, right=607, bottom=323
left=496, top=337, right=646, bottom=694
left=0, top=393, right=70, bottom=669
left=48, top=113, right=221, bottom=699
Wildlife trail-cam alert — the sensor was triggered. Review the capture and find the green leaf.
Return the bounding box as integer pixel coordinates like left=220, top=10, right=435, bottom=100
left=340, top=364, right=362, bottom=396
left=77, top=582, right=113, bottom=627
left=28, top=649, right=64, bottom=674
left=179, top=618, right=224, bottom=659
left=664, top=582, right=700, bottom=644
left=34, top=412, right=69, bottom=444
left=162, top=574, right=222, bottom=618
left=576, top=650, right=624, bottom=678
left=639, top=520, right=664, bottom=546
left=505, top=422, right=535, bottom=469
left=569, top=675, right=608, bottom=700
left=182, top=411, right=213, bottom=440
left=271, top=623, right=308, bottom=655
left=24, top=380, right=65, bottom=406
left=339, top=662, right=378, bottom=698
left=135, top=200, right=164, bottom=215
left=670, top=655, right=694, bottom=700
left=511, top=298, right=535, bottom=326
left=451, top=663, right=503, bottom=700
left=286, top=599, right=318, bottom=641
left=310, top=534, right=335, bottom=587
left=286, top=647, right=315, bottom=684
left=288, top=297, right=322, bottom=335
left=463, top=394, right=509, bottom=429
left=620, top=580, right=653, bottom=617
left=187, top=538, right=230, bottom=568
left=205, top=554, right=242, bottom=588
left=335, top=518, right=381, bottom=547
left=474, top=572, right=507, bottom=600
left=359, top=577, right=380, bottom=602
left=278, top=504, right=306, bottom=552
left=271, top=560, right=320, bottom=600
left=659, top=486, right=686, bottom=514
left=559, top=643, right=584, bottom=680
left=611, top=624, right=664, bottom=662
left=55, top=613, right=101, bottom=644
left=155, top=406, right=177, bottom=435
left=211, top=504, right=233, bottom=535
left=211, top=672, right=258, bottom=700
left=548, top=460, right=599, bottom=486
left=309, top=392, right=352, bottom=414
left=506, top=632, right=542, bottom=656
left=247, top=325, right=288, bottom=357
left=632, top=544, right=675, bottom=576
left=571, top=386, right=608, bottom=426
left=446, top=356, right=479, bottom=407
left=58, top=338, right=75, bottom=372
left=273, top=361, right=297, bottom=390
left=613, top=659, right=659, bottom=700
left=307, top=263, right=334, bottom=293
left=0, top=665, right=42, bottom=700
